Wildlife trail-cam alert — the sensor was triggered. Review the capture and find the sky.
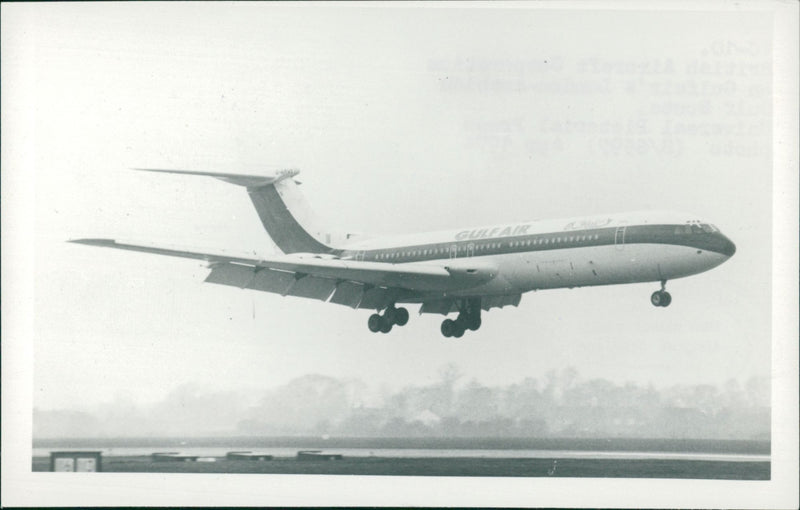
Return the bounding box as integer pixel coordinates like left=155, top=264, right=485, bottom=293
left=2, top=3, right=778, bottom=412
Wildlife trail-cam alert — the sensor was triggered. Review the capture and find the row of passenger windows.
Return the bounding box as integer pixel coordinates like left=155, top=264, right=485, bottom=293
left=509, top=234, right=600, bottom=248
left=371, top=234, right=601, bottom=260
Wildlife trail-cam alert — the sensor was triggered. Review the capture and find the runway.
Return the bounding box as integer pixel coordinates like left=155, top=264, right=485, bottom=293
left=32, top=453, right=770, bottom=479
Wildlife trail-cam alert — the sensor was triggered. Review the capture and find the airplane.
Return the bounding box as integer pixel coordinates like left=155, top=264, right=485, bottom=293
left=71, top=168, right=736, bottom=338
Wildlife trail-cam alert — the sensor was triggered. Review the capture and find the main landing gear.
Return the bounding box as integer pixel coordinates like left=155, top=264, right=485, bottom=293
left=441, top=299, right=482, bottom=338
left=651, top=280, right=672, bottom=307
left=367, top=305, right=409, bottom=334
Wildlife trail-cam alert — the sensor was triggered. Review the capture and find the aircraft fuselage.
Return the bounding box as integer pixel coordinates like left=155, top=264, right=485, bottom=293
left=338, top=211, right=736, bottom=300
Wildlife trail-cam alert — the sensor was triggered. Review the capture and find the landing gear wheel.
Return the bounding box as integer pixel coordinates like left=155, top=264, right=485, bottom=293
left=368, top=314, right=383, bottom=332
left=394, top=307, right=409, bottom=326
left=650, top=291, right=662, bottom=307
left=441, top=319, right=456, bottom=338
left=380, top=317, right=393, bottom=333
left=650, top=290, right=672, bottom=307
left=466, top=315, right=482, bottom=331
left=452, top=322, right=465, bottom=338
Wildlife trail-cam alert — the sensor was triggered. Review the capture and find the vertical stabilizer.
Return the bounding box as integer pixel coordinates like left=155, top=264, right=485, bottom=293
left=134, top=168, right=339, bottom=254
left=247, top=177, right=337, bottom=254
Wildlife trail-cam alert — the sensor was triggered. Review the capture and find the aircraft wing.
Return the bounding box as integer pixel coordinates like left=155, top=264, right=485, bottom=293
left=69, top=238, right=495, bottom=309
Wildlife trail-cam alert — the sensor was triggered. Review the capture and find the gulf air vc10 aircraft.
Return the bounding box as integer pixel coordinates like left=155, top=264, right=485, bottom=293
left=72, top=168, right=736, bottom=338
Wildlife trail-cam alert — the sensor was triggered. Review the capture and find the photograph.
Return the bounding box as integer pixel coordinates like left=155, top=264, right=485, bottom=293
left=2, top=1, right=797, bottom=507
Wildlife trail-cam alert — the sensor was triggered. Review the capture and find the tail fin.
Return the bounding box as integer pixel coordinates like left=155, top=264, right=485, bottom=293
left=134, top=168, right=339, bottom=254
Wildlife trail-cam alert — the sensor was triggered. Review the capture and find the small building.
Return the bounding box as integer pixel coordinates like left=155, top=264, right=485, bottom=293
left=296, top=450, right=343, bottom=461
left=50, top=451, right=102, bottom=472
left=226, top=451, right=273, bottom=461
left=151, top=452, right=199, bottom=462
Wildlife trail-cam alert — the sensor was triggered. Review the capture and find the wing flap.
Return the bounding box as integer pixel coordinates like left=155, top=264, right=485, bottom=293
left=419, top=294, right=522, bottom=315
left=287, top=275, right=338, bottom=301
left=358, top=286, right=395, bottom=311
left=204, top=262, right=257, bottom=288
left=204, top=261, right=406, bottom=309
left=481, top=294, right=522, bottom=310
left=248, top=268, right=296, bottom=295
left=328, top=281, right=365, bottom=308
left=419, top=299, right=457, bottom=315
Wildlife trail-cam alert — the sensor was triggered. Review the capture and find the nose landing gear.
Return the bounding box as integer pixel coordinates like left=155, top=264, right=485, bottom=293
left=367, top=305, right=410, bottom=334
left=651, top=280, right=672, bottom=307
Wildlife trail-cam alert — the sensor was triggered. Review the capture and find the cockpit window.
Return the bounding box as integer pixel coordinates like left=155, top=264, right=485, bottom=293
left=677, top=223, right=717, bottom=234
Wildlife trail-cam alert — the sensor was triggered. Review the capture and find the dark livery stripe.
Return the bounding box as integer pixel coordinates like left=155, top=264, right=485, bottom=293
left=247, top=184, right=337, bottom=254
left=343, top=224, right=736, bottom=264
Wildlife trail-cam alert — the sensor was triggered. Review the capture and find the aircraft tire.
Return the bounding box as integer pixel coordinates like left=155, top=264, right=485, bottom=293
left=368, top=314, right=383, bottom=332
left=650, top=291, right=663, bottom=307
left=466, top=315, right=481, bottom=331
left=394, top=307, right=409, bottom=326
left=441, top=319, right=456, bottom=337
left=452, top=323, right=465, bottom=338
left=380, top=318, right=393, bottom=333
left=651, top=290, right=672, bottom=307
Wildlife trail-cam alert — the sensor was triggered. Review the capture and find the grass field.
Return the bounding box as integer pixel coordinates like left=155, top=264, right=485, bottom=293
left=32, top=455, right=770, bottom=479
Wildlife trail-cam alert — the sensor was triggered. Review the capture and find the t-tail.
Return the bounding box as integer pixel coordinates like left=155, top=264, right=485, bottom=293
left=134, top=168, right=340, bottom=254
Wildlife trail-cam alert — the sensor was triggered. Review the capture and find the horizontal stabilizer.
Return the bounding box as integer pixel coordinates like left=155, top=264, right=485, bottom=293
left=68, top=238, right=262, bottom=265
left=132, top=168, right=300, bottom=188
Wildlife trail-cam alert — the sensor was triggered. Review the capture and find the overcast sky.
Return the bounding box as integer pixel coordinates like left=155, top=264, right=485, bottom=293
left=4, top=3, right=776, bottom=411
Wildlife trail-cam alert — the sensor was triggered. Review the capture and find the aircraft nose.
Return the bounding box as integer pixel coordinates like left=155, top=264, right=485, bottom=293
left=718, top=234, right=736, bottom=257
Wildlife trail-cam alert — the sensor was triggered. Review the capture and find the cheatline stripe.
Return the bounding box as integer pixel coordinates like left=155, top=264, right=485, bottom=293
left=341, top=224, right=734, bottom=263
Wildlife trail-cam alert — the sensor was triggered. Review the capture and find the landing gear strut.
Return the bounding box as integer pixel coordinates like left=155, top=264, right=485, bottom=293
left=441, top=298, right=482, bottom=338
left=651, top=280, right=672, bottom=307
left=367, top=305, right=409, bottom=334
